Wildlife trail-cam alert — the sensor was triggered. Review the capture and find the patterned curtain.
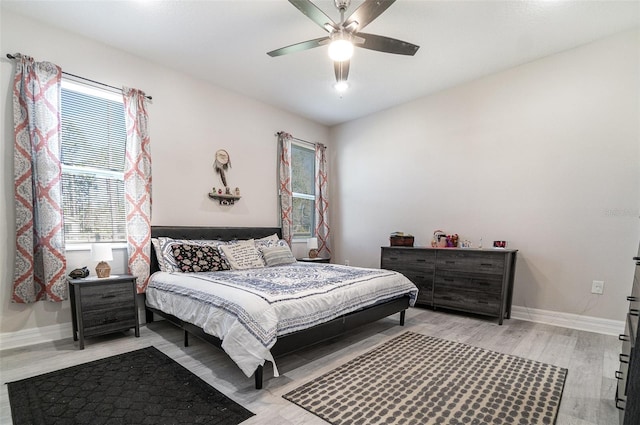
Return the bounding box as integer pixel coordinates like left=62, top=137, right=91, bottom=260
left=123, top=87, right=152, bottom=293
left=315, top=143, right=331, bottom=257
left=12, top=54, right=67, bottom=303
left=277, top=132, right=293, bottom=245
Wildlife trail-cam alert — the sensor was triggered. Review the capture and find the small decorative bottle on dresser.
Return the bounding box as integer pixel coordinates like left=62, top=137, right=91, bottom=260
left=68, top=274, right=140, bottom=349
left=616, top=247, right=640, bottom=424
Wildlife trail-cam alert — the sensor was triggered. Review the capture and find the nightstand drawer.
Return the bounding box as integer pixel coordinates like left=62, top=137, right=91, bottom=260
left=83, top=306, right=137, bottom=336
left=80, top=282, right=134, bottom=311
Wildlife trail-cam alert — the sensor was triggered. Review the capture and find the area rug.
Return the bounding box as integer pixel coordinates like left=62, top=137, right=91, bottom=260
left=283, top=331, right=567, bottom=425
left=7, top=346, right=254, bottom=425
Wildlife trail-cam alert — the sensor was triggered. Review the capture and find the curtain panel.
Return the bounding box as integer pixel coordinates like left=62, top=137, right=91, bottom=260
left=314, top=143, right=331, bottom=257
left=12, top=55, right=67, bottom=303
left=123, top=87, right=152, bottom=293
left=277, top=132, right=293, bottom=245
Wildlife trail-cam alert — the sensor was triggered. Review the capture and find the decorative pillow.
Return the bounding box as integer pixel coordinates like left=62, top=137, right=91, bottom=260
left=255, top=233, right=279, bottom=245
left=152, top=237, right=227, bottom=272
left=260, top=245, right=297, bottom=267
left=171, top=244, right=230, bottom=273
left=218, top=239, right=265, bottom=270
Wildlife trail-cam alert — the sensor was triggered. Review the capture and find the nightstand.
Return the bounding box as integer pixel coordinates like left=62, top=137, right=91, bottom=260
left=298, top=257, right=331, bottom=263
left=68, top=274, right=140, bottom=349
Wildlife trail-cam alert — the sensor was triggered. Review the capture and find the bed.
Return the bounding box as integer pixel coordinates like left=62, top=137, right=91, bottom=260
left=144, top=226, right=418, bottom=389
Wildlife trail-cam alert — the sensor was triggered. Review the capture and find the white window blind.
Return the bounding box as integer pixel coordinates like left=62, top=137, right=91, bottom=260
left=291, top=142, right=316, bottom=239
left=61, top=80, right=127, bottom=243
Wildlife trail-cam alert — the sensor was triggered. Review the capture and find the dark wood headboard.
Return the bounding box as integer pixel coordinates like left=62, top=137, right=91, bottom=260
left=150, top=226, right=282, bottom=274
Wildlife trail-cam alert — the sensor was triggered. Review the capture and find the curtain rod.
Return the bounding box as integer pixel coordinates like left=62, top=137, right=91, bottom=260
left=275, top=131, right=322, bottom=147
left=6, top=53, right=152, bottom=100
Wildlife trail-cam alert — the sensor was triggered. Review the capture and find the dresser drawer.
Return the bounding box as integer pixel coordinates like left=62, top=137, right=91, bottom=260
left=435, top=271, right=503, bottom=294
left=436, top=251, right=505, bottom=275
left=80, top=282, right=134, bottom=311
left=381, top=248, right=435, bottom=274
left=403, top=271, right=433, bottom=305
left=434, top=290, right=501, bottom=315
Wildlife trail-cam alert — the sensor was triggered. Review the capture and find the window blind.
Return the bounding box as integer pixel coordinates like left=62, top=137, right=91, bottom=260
left=61, top=83, right=127, bottom=243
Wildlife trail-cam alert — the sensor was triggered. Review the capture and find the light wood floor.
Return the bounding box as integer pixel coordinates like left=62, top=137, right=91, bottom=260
left=0, top=307, right=621, bottom=425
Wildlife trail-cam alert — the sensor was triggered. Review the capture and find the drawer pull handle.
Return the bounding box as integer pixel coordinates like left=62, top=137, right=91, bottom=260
left=616, top=398, right=626, bottom=410
left=101, top=317, right=118, bottom=324
left=445, top=261, right=455, bottom=264
left=101, top=294, right=117, bottom=299
left=630, top=309, right=639, bottom=317
left=389, top=257, right=398, bottom=261
left=628, top=296, right=638, bottom=302
left=444, top=278, right=454, bottom=282
left=416, top=259, right=426, bottom=263
left=620, top=353, right=630, bottom=364
left=633, top=257, right=640, bottom=261
left=477, top=300, right=489, bottom=304
left=415, top=276, right=425, bottom=279
left=619, top=334, right=630, bottom=342
left=615, top=370, right=624, bottom=380
left=480, top=263, right=493, bottom=267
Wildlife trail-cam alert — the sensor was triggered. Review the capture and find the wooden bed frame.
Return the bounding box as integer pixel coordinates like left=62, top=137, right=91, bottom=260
left=144, top=226, right=410, bottom=389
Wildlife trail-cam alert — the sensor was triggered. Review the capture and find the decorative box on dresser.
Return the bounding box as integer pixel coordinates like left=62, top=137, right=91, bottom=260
left=68, top=274, right=140, bottom=349
left=616, top=249, right=640, bottom=425
left=381, top=247, right=517, bottom=324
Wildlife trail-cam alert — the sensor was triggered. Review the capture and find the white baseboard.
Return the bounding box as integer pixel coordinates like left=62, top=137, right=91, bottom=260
left=511, top=305, right=625, bottom=336
left=0, top=323, right=69, bottom=351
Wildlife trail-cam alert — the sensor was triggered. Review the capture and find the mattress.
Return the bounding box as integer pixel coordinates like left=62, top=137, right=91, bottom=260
left=145, top=262, right=418, bottom=377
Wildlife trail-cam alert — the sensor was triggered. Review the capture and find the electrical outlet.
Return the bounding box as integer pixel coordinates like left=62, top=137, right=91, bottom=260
left=591, top=280, right=604, bottom=294
left=345, top=259, right=350, bottom=266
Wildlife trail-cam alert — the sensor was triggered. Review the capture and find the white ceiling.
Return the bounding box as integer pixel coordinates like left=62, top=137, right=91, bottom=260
left=3, top=0, right=639, bottom=126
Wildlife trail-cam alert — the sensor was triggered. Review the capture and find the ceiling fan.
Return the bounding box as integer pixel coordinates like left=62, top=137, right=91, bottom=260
left=267, top=0, right=420, bottom=90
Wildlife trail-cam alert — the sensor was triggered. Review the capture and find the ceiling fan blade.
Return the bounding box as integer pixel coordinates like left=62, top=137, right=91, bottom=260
left=356, top=33, right=420, bottom=56
left=334, top=59, right=350, bottom=82
left=289, top=0, right=338, bottom=33
left=267, top=37, right=330, bottom=57
left=344, top=0, right=397, bottom=32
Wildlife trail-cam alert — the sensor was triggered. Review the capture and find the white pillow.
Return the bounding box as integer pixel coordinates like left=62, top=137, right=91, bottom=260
left=219, top=239, right=265, bottom=270
left=255, top=233, right=279, bottom=245
left=260, top=245, right=297, bottom=267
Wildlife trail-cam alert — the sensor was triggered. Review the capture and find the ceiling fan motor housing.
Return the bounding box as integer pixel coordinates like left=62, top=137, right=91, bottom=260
left=334, top=0, right=351, bottom=12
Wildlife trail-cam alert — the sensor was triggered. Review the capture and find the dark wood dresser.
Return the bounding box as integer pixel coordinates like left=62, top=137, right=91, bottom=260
left=617, top=249, right=640, bottom=424
left=381, top=246, right=517, bottom=324
left=68, top=274, right=140, bottom=349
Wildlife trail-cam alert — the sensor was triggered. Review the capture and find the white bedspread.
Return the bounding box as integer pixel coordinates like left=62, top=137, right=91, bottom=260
left=145, top=263, right=418, bottom=377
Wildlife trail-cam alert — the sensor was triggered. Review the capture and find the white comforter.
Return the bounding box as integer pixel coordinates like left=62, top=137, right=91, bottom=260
left=145, top=262, right=418, bottom=377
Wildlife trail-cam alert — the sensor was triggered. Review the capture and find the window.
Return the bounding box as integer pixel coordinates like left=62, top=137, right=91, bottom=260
left=60, top=80, right=127, bottom=244
left=291, top=142, right=316, bottom=239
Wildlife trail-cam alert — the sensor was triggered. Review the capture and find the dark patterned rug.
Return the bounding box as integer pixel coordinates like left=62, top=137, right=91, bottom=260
left=283, top=331, right=567, bottom=425
left=7, top=346, right=254, bottom=425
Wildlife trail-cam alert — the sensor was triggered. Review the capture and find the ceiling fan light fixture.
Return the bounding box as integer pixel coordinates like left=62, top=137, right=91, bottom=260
left=334, top=80, right=349, bottom=93
left=328, top=38, right=353, bottom=62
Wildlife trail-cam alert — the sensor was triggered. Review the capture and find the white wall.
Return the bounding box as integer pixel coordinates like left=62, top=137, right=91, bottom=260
left=1, top=8, right=638, bottom=342
left=330, top=29, right=640, bottom=322
left=0, top=9, right=329, bottom=334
